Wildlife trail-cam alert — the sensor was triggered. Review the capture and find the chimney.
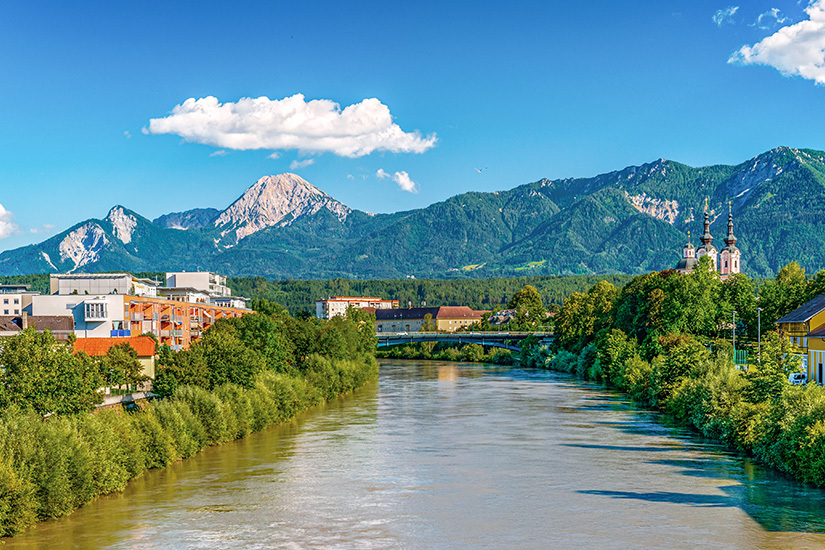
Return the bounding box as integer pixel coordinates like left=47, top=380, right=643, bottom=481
left=22, top=312, right=28, bottom=329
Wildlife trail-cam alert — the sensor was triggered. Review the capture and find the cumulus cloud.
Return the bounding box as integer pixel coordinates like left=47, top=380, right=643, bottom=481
left=144, top=94, right=437, bottom=158
left=209, top=150, right=227, bottom=157
left=290, top=158, right=315, bottom=170
left=730, top=0, right=825, bottom=84
left=0, top=204, right=19, bottom=239
left=267, top=152, right=281, bottom=159
left=713, top=6, right=739, bottom=26
left=754, top=8, right=790, bottom=29
left=377, top=169, right=418, bottom=193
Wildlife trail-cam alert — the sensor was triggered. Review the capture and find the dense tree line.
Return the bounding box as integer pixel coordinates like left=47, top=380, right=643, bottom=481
left=0, top=309, right=378, bottom=537
left=527, top=260, right=825, bottom=487
left=235, top=274, right=635, bottom=314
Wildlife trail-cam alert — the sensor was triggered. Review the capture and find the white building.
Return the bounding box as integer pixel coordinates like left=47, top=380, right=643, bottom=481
left=316, top=296, right=399, bottom=319
left=50, top=273, right=159, bottom=297
left=31, top=294, right=129, bottom=339
left=166, top=272, right=231, bottom=297
left=0, top=284, right=38, bottom=316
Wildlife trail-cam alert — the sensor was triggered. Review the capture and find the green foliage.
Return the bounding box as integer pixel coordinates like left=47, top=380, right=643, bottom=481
left=0, top=329, right=103, bottom=415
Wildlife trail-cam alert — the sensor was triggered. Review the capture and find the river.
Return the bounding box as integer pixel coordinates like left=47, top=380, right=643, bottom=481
left=7, top=360, right=825, bottom=549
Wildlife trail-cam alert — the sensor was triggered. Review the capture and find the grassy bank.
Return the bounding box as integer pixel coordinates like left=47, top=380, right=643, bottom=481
left=0, top=353, right=377, bottom=537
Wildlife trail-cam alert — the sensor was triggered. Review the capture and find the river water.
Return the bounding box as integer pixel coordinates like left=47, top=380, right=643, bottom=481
left=7, top=360, right=825, bottom=549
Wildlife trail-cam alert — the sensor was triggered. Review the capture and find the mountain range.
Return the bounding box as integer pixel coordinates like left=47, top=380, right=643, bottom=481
left=2, top=146, right=825, bottom=279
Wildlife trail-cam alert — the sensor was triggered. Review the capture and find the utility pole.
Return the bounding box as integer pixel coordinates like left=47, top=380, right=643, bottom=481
left=757, top=307, right=762, bottom=364
left=732, top=310, right=737, bottom=366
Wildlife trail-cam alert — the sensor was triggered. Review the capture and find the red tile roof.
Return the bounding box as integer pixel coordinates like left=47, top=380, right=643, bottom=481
left=73, top=337, right=157, bottom=357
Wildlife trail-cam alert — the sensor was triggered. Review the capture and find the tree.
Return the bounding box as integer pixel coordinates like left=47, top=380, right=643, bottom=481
left=760, top=261, right=808, bottom=324
left=507, top=285, right=546, bottom=329
left=0, top=329, right=103, bottom=415
left=105, top=342, right=148, bottom=391
left=421, top=313, right=436, bottom=332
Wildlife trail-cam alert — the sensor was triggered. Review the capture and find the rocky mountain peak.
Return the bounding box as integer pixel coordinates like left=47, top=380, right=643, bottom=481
left=105, top=206, right=138, bottom=244
left=214, top=173, right=351, bottom=243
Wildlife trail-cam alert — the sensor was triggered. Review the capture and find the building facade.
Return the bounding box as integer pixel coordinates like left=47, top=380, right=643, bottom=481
left=677, top=201, right=741, bottom=280
left=776, top=294, right=825, bottom=384
left=33, top=272, right=249, bottom=350
left=374, top=306, right=486, bottom=333
left=316, top=296, right=399, bottom=319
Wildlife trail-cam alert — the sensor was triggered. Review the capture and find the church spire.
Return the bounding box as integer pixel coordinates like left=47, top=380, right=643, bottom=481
left=700, top=197, right=713, bottom=247
left=724, top=201, right=737, bottom=248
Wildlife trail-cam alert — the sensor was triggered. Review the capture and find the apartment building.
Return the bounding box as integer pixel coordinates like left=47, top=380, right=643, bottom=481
left=31, top=272, right=249, bottom=350
left=316, top=296, right=399, bottom=319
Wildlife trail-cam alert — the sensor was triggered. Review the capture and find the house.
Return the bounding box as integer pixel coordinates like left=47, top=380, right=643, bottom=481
left=73, top=336, right=157, bottom=385
left=316, top=296, right=399, bottom=319
left=374, top=306, right=487, bottom=333
left=776, top=293, right=825, bottom=384
left=0, top=315, right=75, bottom=341
left=0, top=284, right=39, bottom=317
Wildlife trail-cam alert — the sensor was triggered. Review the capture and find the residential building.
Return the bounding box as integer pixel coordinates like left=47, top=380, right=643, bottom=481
left=32, top=272, right=249, bottom=350
left=0, top=315, right=75, bottom=341
left=73, top=336, right=158, bottom=387
left=776, top=293, right=825, bottom=384
left=316, top=296, right=399, bottom=319
left=50, top=273, right=159, bottom=297
left=0, top=284, right=39, bottom=317
left=375, top=306, right=486, bottom=333
left=166, top=271, right=231, bottom=297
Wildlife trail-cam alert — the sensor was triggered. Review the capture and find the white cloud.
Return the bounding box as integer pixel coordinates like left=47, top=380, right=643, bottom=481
left=754, top=8, right=790, bottom=29
left=267, top=152, right=281, bottom=159
left=209, top=149, right=227, bottom=157
left=346, top=174, right=354, bottom=180
left=713, top=6, right=739, bottom=26
left=0, top=204, right=19, bottom=239
left=123, top=131, right=132, bottom=139
left=730, top=0, right=825, bottom=84
left=290, top=158, right=315, bottom=170
left=377, top=169, right=418, bottom=193
left=144, top=94, right=437, bottom=158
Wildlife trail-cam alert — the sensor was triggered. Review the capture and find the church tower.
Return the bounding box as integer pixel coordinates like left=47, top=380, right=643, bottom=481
left=719, top=202, right=741, bottom=280
left=695, top=198, right=718, bottom=271
left=676, top=231, right=698, bottom=274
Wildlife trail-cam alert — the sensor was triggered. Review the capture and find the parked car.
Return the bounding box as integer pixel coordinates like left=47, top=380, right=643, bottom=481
left=789, top=372, right=808, bottom=385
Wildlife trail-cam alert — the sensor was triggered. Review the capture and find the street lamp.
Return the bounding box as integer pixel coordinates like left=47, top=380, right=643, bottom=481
left=732, top=310, right=737, bottom=365
left=757, top=307, right=762, bottom=364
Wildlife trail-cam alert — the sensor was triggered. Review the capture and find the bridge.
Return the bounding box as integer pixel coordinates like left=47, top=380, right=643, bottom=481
left=375, top=331, right=554, bottom=352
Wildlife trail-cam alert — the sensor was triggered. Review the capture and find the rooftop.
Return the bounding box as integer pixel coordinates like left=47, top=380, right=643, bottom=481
left=776, top=293, right=825, bottom=324
left=73, top=336, right=157, bottom=357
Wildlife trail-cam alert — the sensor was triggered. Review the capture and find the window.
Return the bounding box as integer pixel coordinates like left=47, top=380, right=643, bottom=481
left=2, top=299, right=6, bottom=304
left=13, top=299, right=18, bottom=304
left=13, top=310, right=19, bottom=315
left=3, top=310, right=7, bottom=315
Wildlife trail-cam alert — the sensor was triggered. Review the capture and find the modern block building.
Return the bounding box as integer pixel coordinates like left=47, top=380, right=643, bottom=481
left=316, top=296, right=399, bottom=319
left=26, top=271, right=250, bottom=350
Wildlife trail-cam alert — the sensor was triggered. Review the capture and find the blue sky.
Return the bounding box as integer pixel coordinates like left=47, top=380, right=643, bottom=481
left=2, top=0, right=825, bottom=252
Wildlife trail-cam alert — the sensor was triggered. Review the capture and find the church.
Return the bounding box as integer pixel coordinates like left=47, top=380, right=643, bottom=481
left=676, top=201, right=741, bottom=280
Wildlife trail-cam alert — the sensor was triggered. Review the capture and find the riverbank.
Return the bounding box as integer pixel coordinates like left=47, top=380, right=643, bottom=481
left=376, top=342, right=516, bottom=365
left=6, top=359, right=825, bottom=549
left=0, top=353, right=377, bottom=537
left=522, top=333, right=825, bottom=489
